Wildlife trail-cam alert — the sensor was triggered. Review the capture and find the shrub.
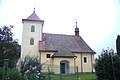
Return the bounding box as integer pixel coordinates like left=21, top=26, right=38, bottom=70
left=0, top=67, right=3, bottom=80
left=0, top=67, right=25, bottom=80
left=20, top=56, right=46, bottom=80
left=6, top=68, right=24, bottom=80
left=0, top=56, right=47, bottom=80
left=95, top=48, right=120, bottom=80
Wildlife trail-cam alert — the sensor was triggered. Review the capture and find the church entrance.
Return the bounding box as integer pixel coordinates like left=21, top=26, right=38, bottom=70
left=60, top=60, right=70, bottom=74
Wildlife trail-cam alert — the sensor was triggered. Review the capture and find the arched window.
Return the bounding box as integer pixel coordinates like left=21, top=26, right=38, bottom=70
left=84, top=56, right=88, bottom=63
left=31, top=25, right=35, bottom=32
left=30, top=38, right=34, bottom=45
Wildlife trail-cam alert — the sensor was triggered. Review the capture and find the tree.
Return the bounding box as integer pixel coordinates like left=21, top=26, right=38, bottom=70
left=0, top=25, right=21, bottom=68
left=116, top=35, right=120, bottom=55
left=95, top=48, right=120, bottom=80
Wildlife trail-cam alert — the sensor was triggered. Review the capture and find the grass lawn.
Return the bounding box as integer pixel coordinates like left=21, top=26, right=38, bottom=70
left=78, top=73, right=96, bottom=80
left=47, top=73, right=96, bottom=80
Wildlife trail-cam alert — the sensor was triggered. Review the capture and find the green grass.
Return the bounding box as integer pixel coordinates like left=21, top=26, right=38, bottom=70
left=46, top=73, right=96, bottom=80
left=78, top=73, right=96, bottom=80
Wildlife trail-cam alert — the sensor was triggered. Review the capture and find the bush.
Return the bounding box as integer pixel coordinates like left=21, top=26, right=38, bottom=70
left=20, top=56, right=46, bottom=80
left=6, top=68, right=24, bottom=80
left=0, top=67, right=3, bottom=80
left=0, top=67, right=25, bottom=80
left=95, top=48, right=120, bottom=80
left=0, top=56, right=47, bottom=80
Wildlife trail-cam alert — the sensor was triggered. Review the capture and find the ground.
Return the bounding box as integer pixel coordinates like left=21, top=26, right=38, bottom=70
left=46, top=73, right=96, bottom=80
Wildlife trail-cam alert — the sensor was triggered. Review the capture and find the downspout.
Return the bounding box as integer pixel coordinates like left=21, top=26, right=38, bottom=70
left=74, top=56, right=77, bottom=73
left=91, top=54, right=93, bottom=73
left=81, top=53, right=83, bottom=73
left=39, top=51, right=41, bottom=64
left=39, top=50, right=42, bottom=76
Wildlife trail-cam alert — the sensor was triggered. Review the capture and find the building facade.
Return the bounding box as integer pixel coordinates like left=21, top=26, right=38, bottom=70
left=21, top=9, right=95, bottom=74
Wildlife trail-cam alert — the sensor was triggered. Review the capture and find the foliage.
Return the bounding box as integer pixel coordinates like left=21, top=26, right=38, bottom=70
left=0, top=67, right=3, bottom=79
left=116, top=35, right=120, bottom=55
left=0, top=67, right=25, bottom=80
left=6, top=68, right=24, bottom=80
left=95, top=48, right=120, bottom=80
left=0, top=25, right=21, bottom=68
left=0, top=56, right=47, bottom=80
left=20, top=55, right=46, bottom=80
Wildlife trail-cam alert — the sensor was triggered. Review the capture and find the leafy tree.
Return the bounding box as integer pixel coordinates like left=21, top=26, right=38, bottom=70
left=95, top=48, right=120, bottom=80
left=0, top=25, right=21, bottom=68
left=116, top=35, right=120, bottom=55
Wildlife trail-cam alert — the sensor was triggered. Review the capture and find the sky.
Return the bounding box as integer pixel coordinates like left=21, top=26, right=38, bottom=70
left=0, top=0, right=120, bottom=55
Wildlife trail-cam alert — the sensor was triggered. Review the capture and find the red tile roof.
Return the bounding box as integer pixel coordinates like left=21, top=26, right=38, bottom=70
left=51, top=46, right=76, bottom=58
left=22, top=9, right=44, bottom=23
left=39, top=33, right=95, bottom=54
left=26, top=10, right=40, bottom=20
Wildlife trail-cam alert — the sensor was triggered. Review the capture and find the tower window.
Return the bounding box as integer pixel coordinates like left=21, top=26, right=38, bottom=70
left=84, top=57, right=87, bottom=63
left=30, top=38, right=34, bottom=45
left=31, top=25, right=35, bottom=32
left=46, top=54, right=51, bottom=58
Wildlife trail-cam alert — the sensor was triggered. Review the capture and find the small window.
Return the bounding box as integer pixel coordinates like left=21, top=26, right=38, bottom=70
left=31, top=25, right=35, bottom=32
left=84, top=57, right=87, bottom=63
left=46, top=54, right=50, bottom=58
left=30, top=38, right=34, bottom=45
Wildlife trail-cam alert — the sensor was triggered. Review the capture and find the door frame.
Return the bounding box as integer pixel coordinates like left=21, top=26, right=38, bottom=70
left=60, top=60, right=70, bottom=74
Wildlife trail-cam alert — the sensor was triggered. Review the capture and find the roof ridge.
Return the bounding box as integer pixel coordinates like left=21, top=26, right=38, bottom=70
left=43, top=33, right=75, bottom=36
left=79, top=36, right=94, bottom=52
left=74, top=36, right=95, bottom=53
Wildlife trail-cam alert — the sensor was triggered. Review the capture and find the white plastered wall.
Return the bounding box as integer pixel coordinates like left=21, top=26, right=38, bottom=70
left=21, top=20, right=43, bottom=58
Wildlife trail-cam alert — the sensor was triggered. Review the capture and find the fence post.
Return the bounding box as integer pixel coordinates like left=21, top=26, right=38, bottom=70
left=48, top=66, right=51, bottom=80
left=76, top=66, right=78, bottom=80
left=3, top=59, right=9, bottom=80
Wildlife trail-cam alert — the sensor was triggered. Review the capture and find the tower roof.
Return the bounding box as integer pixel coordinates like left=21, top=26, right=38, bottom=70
left=26, top=8, right=40, bottom=20
left=22, top=8, right=44, bottom=22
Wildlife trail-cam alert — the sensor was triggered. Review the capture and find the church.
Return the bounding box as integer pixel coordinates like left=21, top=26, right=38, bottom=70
left=21, top=9, right=95, bottom=74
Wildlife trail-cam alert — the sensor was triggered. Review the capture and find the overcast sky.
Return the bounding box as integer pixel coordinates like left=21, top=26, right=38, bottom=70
left=0, top=0, right=120, bottom=55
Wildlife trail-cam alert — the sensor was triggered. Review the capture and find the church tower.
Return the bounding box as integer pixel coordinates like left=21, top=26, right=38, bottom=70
left=21, top=9, right=44, bottom=58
